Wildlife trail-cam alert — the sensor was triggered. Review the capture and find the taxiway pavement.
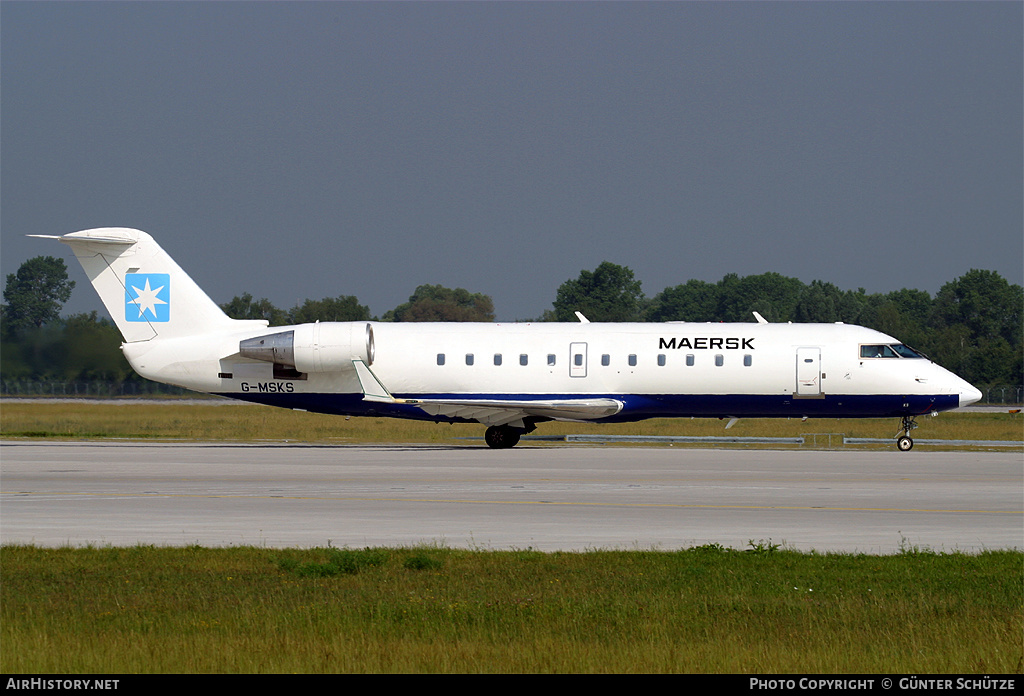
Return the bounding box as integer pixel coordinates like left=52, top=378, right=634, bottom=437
left=1, top=441, right=1020, bottom=553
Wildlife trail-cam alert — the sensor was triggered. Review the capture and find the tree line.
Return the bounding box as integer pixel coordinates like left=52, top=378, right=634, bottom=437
left=2, top=256, right=1021, bottom=391
left=219, top=284, right=495, bottom=325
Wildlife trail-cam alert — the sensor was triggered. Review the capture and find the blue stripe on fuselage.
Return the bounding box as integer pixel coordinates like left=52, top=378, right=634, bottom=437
left=213, top=392, right=960, bottom=423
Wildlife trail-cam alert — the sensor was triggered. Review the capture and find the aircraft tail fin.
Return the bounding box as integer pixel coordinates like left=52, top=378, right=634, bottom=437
left=31, top=228, right=263, bottom=343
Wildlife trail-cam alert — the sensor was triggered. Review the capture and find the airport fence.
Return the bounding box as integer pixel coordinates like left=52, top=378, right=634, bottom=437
left=981, top=384, right=1023, bottom=406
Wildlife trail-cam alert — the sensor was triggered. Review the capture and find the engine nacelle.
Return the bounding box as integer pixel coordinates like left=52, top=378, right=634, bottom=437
left=239, top=322, right=374, bottom=373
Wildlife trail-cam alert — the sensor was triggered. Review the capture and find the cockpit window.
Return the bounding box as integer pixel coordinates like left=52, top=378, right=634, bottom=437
left=861, top=345, right=899, bottom=358
left=860, top=344, right=926, bottom=359
left=890, top=344, right=926, bottom=358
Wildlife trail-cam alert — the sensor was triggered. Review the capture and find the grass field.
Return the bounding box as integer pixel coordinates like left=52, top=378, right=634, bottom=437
left=1, top=399, right=1021, bottom=446
left=1, top=544, right=1021, bottom=673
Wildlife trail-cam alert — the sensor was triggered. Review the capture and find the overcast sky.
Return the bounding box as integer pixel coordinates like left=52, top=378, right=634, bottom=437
left=2, top=1, right=1021, bottom=322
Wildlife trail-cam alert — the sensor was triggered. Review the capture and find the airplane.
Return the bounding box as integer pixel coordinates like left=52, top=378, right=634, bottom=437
left=34, top=227, right=982, bottom=451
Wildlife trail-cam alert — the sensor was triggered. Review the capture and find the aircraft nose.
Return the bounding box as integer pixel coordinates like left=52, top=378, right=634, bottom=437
left=959, top=383, right=983, bottom=408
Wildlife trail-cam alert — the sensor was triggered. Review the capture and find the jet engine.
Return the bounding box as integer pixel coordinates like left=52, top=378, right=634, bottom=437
left=239, top=322, right=374, bottom=373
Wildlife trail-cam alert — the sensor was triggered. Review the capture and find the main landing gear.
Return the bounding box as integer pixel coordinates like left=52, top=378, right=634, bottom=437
left=895, top=415, right=919, bottom=452
left=484, top=425, right=522, bottom=449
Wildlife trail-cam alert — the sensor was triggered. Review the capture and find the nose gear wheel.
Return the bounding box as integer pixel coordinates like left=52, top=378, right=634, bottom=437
left=895, top=416, right=919, bottom=452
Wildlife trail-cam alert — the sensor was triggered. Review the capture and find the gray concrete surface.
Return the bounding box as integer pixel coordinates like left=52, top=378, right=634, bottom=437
left=1, top=441, right=1020, bottom=553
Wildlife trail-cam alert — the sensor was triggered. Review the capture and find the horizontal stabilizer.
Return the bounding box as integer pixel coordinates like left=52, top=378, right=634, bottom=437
left=29, top=230, right=139, bottom=245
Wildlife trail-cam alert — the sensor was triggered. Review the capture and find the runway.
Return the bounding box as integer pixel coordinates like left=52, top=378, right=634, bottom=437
left=1, top=441, right=1020, bottom=553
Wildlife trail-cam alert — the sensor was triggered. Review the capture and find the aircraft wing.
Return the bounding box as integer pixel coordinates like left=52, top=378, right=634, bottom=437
left=406, top=397, right=623, bottom=426
left=352, top=359, right=622, bottom=426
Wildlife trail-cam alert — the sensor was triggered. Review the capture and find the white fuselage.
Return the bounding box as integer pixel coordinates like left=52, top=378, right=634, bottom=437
left=123, top=320, right=980, bottom=423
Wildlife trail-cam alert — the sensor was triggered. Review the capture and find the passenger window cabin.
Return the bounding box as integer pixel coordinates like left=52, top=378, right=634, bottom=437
left=437, top=348, right=761, bottom=371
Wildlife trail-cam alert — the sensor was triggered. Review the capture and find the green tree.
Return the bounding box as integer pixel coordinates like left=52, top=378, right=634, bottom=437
left=0, top=307, right=30, bottom=378
left=858, top=288, right=934, bottom=349
left=646, top=279, right=720, bottom=322
left=794, top=281, right=836, bottom=323
left=794, top=281, right=867, bottom=324
left=550, top=262, right=645, bottom=322
left=931, top=270, right=1022, bottom=347
left=716, top=272, right=806, bottom=323
left=2, top=256, right=75, bottom=334
left=220, top=293, right=289, bottom=326
left=58, top=312, right=131, bottom=381
left=885, top=288, right=934, bottom=328
left=289, top=296, right=372, bottom=324
left=383, top=285, right=494, bottom=322
left=928, top=270, right=1023, bottom=385
left=647, top=272, right=806, bottom=323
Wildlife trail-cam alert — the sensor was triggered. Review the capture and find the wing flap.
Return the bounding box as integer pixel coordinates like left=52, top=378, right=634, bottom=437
left=408, top=397, right=623, bottom=425
left=351, top=360, right=622, bottom=425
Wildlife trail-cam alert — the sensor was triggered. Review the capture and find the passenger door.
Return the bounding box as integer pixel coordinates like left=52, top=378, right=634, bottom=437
left=796, top=347, right=822, bottom=396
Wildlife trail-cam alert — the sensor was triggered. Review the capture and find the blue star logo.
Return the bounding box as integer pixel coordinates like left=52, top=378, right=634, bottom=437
left=125, top=273, right=170, bottom=322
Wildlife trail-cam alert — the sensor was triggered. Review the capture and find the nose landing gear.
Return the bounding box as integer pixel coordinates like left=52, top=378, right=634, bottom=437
left=895, top=415, right=918, bottom=451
